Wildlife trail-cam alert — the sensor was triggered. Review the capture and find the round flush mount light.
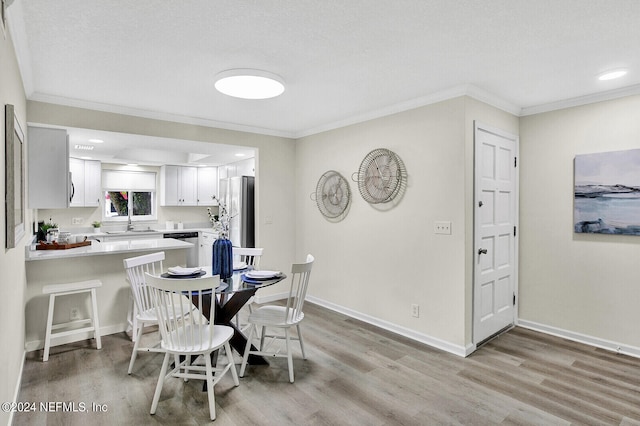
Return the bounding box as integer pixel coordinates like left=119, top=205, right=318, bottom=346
left=214, top=69, right=285, bottom=99
left=598, top=69, right=628, bottom=81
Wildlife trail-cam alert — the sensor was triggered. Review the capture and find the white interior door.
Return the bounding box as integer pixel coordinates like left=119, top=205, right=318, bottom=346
left=473, top=122, right=519, bottom=344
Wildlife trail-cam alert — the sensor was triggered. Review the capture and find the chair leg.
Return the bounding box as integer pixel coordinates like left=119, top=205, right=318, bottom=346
left=130, top=302, right=139, bottom=342
left=204, top=353, right=216, bottom=421
left=150, top=352, right=171, bottom=415
left=43, top=294, right=56, bottom=362
left=90, top=288, right=102, bottom=350
left=226, top=342, right=240, bottom=386
left=285, top=328, right=294, bottom=383
left=296, top=323, right=306, bottom=359
left=239, top=325, right=255, bottom=377
left=127, top=321, right=145, bottom=374
left=259, top=325, right=266, bottom=350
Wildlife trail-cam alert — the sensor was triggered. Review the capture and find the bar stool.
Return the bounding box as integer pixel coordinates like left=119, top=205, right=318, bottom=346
left=42, top=279, right=103, bottom=362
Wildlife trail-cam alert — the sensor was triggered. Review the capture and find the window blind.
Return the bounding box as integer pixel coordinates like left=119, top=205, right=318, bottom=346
left=102, top=170, right=156, bottom=191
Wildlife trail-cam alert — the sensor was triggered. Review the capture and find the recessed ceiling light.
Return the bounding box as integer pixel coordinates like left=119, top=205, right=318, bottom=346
left=215, top=69, right=285, bottom=99
left=88, top=138, right=104, bottom=143
left=127, top=163, right=139, bottom=167
left=598, top=69, right=628, bottom=81
left=235, top=153, right=246, bottom=157
left=80, top=156, right=92, bottom=160
left=74, top=144, right=94, bottom=151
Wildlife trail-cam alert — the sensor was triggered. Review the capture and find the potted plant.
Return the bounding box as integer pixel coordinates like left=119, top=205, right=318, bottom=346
left=92, top=221, right=102, bottom=233
left=39, top=219, right=58, bottom=242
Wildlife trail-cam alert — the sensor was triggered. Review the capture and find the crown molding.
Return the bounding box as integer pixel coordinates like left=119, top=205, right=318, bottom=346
left=28, top=92, right=297, bottom=139
left=295, top=84, right=521, bottom=138
left=520, top=84, right=640, bottom=116
left=6, top=0, right=34, bottom=97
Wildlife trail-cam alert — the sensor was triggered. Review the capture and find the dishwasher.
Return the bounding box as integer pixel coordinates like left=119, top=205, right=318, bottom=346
left=163, top=231, right=199, bottom=267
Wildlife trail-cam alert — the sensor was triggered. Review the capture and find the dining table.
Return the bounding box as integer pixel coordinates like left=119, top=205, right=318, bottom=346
left=166, top=265, right=286, bottom=365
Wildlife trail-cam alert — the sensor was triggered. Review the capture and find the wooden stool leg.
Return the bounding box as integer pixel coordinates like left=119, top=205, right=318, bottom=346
left=90, top=288, right=102, bottom=350
left=43, top=294, right=56, bottom=362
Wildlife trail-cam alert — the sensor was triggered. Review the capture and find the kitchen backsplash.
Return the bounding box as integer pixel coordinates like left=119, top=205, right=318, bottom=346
left=35, top=205, right=219, bottom=234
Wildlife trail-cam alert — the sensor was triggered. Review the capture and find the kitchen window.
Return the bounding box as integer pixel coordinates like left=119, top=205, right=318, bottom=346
left=101, top=169, right=157, bottom=222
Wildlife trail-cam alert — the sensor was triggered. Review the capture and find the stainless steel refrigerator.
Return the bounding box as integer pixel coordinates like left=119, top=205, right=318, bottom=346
left=219, top=176, right=255, bottom=248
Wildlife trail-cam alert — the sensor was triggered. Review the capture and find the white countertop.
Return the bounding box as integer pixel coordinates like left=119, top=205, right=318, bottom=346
left=25, top=238, right=194, bottom=261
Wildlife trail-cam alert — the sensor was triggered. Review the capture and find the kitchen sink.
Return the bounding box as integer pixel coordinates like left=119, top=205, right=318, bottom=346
left=131, top=229, right=157, bottom=232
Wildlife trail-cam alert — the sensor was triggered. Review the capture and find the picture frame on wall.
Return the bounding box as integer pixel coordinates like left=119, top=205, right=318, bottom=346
left=1, top=0, right=6, bottom=39
left=5, top=104, right=26, bottom=249
left=574, top=148, right=640, bottom=236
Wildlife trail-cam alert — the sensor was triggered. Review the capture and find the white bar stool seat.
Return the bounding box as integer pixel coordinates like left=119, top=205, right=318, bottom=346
left=42, top=279, right=103, bottom=362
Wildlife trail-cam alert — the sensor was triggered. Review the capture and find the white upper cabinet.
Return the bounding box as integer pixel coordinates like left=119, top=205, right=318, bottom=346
left=160, top=165, right=198, bottom=206
left=197, top=167, right=218, bottom=206
left=28, top=126, right=70, bottom=209
left=70, top=157, right=101, bottom=207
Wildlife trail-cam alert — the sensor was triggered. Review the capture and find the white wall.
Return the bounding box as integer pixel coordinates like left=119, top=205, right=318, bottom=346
left=519, top=95, right=640, bottom=351
left=0, top=25, right=28, bottom=426
left=295, top=96, right=518, bottom=352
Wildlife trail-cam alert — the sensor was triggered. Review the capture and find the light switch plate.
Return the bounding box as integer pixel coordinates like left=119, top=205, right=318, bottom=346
left=434, top=221, right=452, bottom=235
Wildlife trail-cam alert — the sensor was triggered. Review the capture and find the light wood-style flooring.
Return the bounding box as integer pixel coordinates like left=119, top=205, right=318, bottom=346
left=14, top=302, right=640, bottom=425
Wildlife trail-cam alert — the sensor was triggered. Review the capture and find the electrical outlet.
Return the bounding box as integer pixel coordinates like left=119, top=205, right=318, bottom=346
left=72, top=217, right=84, bottom=225
left=411, top=304, right=420, bottom=318
left=434, top=221, right=452, bottom=235
left=70, top=307, right=81, bottom=321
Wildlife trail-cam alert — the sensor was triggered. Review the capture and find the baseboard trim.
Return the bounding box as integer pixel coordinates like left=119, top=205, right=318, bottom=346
left=254, top=291, right=288, bottom=305
left=518, top=319, right=640, bottom=359
left=25, top=323, right=127, bottom=352
left=8, top=350, right=26, bottom=425
left=306, top=296, right=469, bottom=357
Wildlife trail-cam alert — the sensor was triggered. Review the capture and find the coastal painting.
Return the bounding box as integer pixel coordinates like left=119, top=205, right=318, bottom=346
left=575, top=148, right=640, bottom=235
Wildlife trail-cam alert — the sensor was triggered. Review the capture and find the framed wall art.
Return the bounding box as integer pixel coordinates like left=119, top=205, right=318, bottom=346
left=574, top=148, right=640, bottom=235
left=5, top=104, right=25, bottom=248
left=1, top=0, right=7, bottom=39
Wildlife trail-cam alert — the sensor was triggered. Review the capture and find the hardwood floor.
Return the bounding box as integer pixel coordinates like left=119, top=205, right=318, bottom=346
left=14, top=302, right=640, bottom=425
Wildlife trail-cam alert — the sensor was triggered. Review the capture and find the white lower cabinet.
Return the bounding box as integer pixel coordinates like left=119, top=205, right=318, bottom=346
left=199, top=232, right=216, bottom=267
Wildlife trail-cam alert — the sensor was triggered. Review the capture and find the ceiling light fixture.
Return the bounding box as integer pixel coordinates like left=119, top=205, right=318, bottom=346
left=214, top=69, right=285, bottom=99
left=598, top=69, right=628, bottom=81
left=74, top=144, right=94, bottom=151
left=88, top=138, right=104, bottom=143
left=235, top=153, right=246, bottom=157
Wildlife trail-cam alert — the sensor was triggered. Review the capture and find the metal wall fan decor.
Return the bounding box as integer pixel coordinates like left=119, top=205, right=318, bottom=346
left=312, top=170, right=351, bottom=220
left=352, top=148, right=407, bottom=204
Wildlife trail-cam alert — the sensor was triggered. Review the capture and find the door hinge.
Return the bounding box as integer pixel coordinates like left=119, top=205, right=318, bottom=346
left=514, top=157, right=517, bottom=167
left=514, top=226, right=517, bottom=237
left=513, top=293, right=516, bottom=306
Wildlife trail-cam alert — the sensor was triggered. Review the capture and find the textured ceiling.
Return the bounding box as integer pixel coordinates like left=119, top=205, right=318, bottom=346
left=6, top=0, right=640, bottom=140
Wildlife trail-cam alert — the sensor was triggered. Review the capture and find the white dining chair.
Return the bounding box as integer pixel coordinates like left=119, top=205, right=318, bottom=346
left=233, top=247, right=264, bottom=329
left=239, top=254, right=314, bottom=383
left=145, top=273, right=239, bottom=421
left=123, top=252, right=194, bottom=374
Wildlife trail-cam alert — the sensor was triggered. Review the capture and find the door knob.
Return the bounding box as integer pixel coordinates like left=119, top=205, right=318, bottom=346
left=478, top=248, right=488, bottom=255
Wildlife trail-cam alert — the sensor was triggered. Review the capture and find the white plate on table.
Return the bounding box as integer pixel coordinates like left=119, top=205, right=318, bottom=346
left=245, top=270, right=282, bottom=280
left=167, top=266, right=204, bottom=276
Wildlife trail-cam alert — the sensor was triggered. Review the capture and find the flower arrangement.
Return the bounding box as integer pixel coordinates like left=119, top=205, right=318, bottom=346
left=207, top=196, right=231, bottom=238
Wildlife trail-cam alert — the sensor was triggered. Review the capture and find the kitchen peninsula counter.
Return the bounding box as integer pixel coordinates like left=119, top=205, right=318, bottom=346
left=25, top=237, right=192, bottom=353
left=25, top=237, right=193, bottom=261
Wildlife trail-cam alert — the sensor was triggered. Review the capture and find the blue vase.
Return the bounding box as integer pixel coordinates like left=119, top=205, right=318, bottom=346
left=212, top=238, right=233, bottom=280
